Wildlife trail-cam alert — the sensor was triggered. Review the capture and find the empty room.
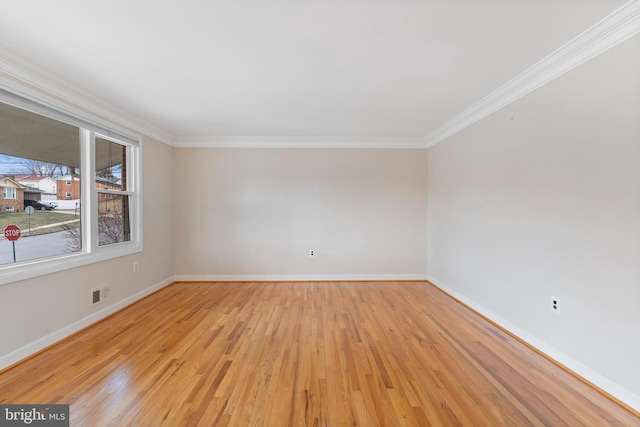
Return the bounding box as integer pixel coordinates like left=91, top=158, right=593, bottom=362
left=0, top=1, right=639, bottom=425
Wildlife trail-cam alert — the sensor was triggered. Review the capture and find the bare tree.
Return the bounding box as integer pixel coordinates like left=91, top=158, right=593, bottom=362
left=98, top=211, right=126, bottom=245
left=96, top=167, right=116, bottom=181
left=63, top=212, right=126, bottom=249
left=63, top=223, right=82, bottom=252
left=18, top=159, right=65, bottom=177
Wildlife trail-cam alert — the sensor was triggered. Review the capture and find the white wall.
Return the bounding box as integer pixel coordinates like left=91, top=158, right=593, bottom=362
left=427, top=34, right=640, bottom=409
left=0, top=136, right=175, bottom=368
left=174, top=147, right=428, bottom=280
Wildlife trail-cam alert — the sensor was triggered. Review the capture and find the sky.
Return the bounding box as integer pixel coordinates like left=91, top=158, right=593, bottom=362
left=0, top=155, right=27, bottom=175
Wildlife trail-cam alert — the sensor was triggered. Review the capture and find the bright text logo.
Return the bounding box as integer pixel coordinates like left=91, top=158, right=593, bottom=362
left=0, top=405, right=69, bottom=426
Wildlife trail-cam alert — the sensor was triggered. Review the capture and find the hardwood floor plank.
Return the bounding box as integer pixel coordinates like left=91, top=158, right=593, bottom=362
left=0, top=281, right=638, bottom=426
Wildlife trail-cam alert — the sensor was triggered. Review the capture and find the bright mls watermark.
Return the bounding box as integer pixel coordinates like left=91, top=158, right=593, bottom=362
left=0, top=405, right=69, bottom=426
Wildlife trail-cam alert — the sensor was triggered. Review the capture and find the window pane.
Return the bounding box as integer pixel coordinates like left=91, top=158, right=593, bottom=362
left=0, top=101, right=82, bottom=265
left=97, top=194, right=131, bottom=246
left=95, top=137, right=126, bottom=191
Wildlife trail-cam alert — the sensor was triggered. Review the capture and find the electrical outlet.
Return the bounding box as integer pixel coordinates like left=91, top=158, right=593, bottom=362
left=309, top=249, right=315, bottom=257
left=133, top=261, right=139, bottom=272
left=551, top=296, right=560, bottom=313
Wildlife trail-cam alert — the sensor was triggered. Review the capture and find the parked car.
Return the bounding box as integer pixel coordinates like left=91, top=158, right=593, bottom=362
left=24, top=200, right=55, bottom=211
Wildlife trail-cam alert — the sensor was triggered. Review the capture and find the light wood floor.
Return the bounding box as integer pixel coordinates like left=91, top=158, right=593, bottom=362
left=0, top=281, right=638, bottom=426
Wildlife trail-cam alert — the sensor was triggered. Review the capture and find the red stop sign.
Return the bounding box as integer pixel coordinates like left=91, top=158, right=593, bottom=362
left=4, top=224, right=21, bottom=241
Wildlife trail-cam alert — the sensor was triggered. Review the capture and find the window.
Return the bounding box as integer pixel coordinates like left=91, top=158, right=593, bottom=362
left=0, top=89, right=141, bottom=285
left=2, top=188, right=16, bottom=199
left=95, top=137, right=133, bottom=247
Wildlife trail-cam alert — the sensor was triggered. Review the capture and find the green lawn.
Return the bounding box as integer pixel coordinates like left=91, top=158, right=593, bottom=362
left=0, top=210, right=80, bottom=237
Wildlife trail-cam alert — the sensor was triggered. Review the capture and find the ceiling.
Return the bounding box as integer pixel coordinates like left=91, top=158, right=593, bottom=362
left=0, top=0, right=630, bottom=147
left=0, top=101, right=125, bottom=170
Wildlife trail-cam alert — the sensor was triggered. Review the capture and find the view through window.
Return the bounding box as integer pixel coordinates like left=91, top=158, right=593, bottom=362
left=95, top=137, right=131, bottom=246
left=0, top=101, right=82, bottom=265
left=0, top=97, right=138, bottom=269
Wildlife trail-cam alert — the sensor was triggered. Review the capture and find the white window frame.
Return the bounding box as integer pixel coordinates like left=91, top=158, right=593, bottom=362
left=91, top=133, right=139, bottom=248
left=3, top=188, right=16, bottom=199
left=0, top=88, right=143, bottom=286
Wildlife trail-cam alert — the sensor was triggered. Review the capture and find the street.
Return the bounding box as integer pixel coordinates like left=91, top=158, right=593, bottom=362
left=0, top=229, right=76, bottom=265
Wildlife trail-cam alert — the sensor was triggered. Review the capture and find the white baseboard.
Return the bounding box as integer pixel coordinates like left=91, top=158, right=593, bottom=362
left=0, top=276, right=175, bottom=371
left=427, top=275, right=640, bottom=413
left=174, top=274, right=428, bottom=282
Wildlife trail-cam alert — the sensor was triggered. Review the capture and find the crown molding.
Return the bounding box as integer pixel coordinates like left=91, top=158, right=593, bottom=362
left=4, top=0, right=638, bottom=150
left=425, top=0, right=640, bottom=148
left=0, top=49, right=176, bottom=146
left=174, top=135, right=427, bottom=149
left=0, top=48, right=424, bottom=150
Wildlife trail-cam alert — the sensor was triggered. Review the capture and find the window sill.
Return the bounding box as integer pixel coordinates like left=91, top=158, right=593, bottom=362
left=0, top=241, right=142, bottom=286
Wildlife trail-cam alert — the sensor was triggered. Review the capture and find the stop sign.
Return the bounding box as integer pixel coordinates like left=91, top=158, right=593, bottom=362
left=4, top=224, right=21, bottom=241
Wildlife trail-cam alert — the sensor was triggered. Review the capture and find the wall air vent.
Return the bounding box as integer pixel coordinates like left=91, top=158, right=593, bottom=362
left=91, top=286, right=111, bottom=306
